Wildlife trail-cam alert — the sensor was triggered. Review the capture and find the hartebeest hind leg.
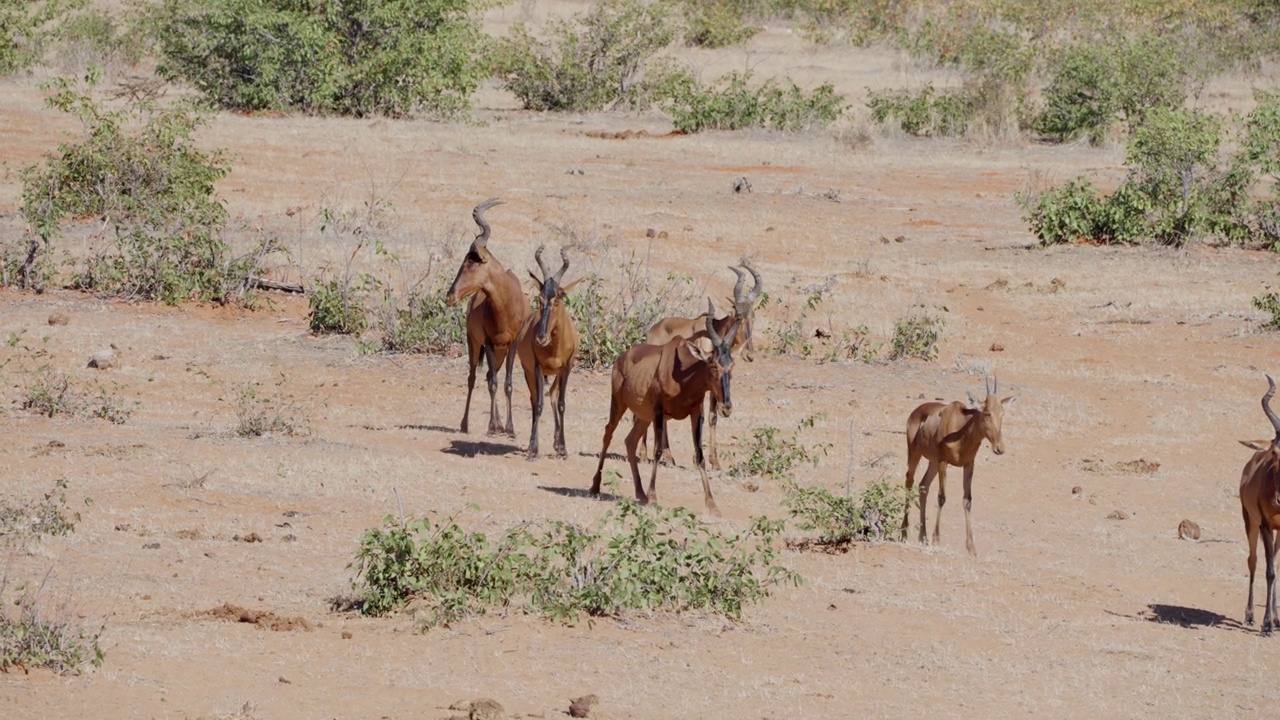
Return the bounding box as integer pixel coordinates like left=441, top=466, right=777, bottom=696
left=932, top=463, right=948, bottom=545
left=1246, top=506, right=1260, bottom=626
left=914, top=461, right=939, bottom=545
left=525, top=365, right=546, bottom=460
left=482, top=342, right=502, bottom=435
left=1264, top=522, right=1279, bottom=633
left=502, top=342, right=517, bottom=437
left=590, top=397, right=628, bottom=497
left=460, top=334, right=482, bottom=433
left=553, top=369, right=569, bottom=458
left=624, top=415, right=654, bottom=505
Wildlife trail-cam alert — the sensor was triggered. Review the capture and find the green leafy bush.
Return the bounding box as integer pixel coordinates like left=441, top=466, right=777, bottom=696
left=0, top=572, right=104, bottom=674
left=889, top=306, right=946, bottom=361
left=228, top=377, right=313, bottom=437
left=492, top=0, right=677, bottom=112
left=681, top=1, right=761, bottom=48
left=0, top=0, right=84, bottom=74
left=729, top=414, right=829, bottom=480
left=1254, top=288, right=1280, bottom=330
left=21, top=73, right=272, bottom=303
left=152, top=0, right=486, bottom=118
left=867, top=84, right=969, bottom=137
left=0, top=478, right=82, bottom=543
left=351, top=502, right=801, bottom=627
left=782, top=477, right=911, bottom=546
left=666, top=71, right=845, bottom=133
left=309, top=276, right=371, bottom=336
left=375, top=277, right=467, bottom=355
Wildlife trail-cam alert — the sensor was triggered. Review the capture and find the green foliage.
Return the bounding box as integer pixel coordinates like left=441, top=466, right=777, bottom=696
left=729, top=413, right=829, bottom=480
left=375, top=276, right=467, bottom=355
left=21, top=73, right=271, bottom=303
left=666, top=71, right=845, bottom=133
left=0, top=478, right=82, bottom=543
left=151, top=0, right=486, bottom=118
left=681, top=1, right=761, bottom=48
left=54, top=6, right=149, bottom=70
left=492, top=0, right=677, bottom=112
left=350, top=502, right=801, bottom=627
left=568, top=252, right=697, bottom=370
left=1018, top=178, right=1148, bottom=246
left=782, top=477, right=911, bottom=546
left=867, top=84, right=969, bottom=137
left=309, top=276, right=371, bottom=336
left=15, top=363, right=136, bottom=424
left=889, top=306, right=946, bottom=361
left=0, top=0, right=85, bottom=74
left=228, top=376, right=313, bottom=437
left=769, top=289, right=824, bottom=357
left=1032, top=35, right=1189, bottom=144
left=0, top=572, right=104, bottom=674
left=1253, top=288, right=1280, bottom=330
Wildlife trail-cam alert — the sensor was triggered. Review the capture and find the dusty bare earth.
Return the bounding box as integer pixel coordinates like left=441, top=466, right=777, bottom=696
left=3, top=4, right=1280, bottom=718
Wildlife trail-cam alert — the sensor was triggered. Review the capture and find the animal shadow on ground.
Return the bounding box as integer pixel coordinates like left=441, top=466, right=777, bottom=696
left=1137, top=604, right=1245, bottom=631
left=442, top=439, right=520, bottom=458
left=538, top=485, right=622, bottom=503
left=396, top=423, right=458, bottom=434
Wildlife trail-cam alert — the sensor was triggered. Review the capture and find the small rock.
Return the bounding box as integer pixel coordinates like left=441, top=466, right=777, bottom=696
left=47, top=312, right=70, bottom=326
left=143, top=542, right=161, bottom=549
left=989, top=343, right=1005, bottom=352
left=1178, top=519, right=1201, bottom=541
left=569, top=694, right=599, bottom=718
left=341, top=630, right=353, bottom=640
left=468, top=699, right=505, bottom=720
left=645, top=228, right=656, bottom=238
left=1107, top=510, right=1129, bottom=521
left=984, top=279, right=1009, bottom=291
left=233, top=532, right=263, bottom=543
left=87, top=344, right=119, bottom=369
left=1071, top=486, right=1083, bottom=497
left=894, top=235, right=906, bottom=243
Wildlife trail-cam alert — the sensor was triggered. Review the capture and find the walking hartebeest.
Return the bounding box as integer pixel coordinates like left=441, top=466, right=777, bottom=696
left=516, top=245, right=580, bottom=459
left=1239, top=374, right=1280, bottom=633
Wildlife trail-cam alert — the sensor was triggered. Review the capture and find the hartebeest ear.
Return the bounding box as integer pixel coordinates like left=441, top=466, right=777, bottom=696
left=1241, top=439, right=1273, bottom=450
left=966, top=391, right=981, bottom=409
left=528, top=271, right=542, bottom=287
left=559, top=277, right=584, bottom=295
left=1001, top=395, right=1018, bottom=409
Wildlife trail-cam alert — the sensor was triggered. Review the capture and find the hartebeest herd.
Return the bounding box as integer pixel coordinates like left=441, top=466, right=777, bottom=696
left=440, top=198, right=1277, bottom=634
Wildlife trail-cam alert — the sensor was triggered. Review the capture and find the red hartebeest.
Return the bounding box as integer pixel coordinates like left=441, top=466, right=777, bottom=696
left=516, top=245, right=580, bottom=460
left=902, top=376, right=1017, bottom=556
left=445, top=198, right=529, bottom=436
left=589, top=300, right=737, bottom=515
left=1238, top=374, right=1280, bottom=633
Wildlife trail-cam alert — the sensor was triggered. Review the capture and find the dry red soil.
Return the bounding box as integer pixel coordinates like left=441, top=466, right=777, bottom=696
left=2, top=8, right=1280, bottom=719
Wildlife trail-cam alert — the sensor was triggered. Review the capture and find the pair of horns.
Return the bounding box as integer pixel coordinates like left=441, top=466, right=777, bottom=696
left=705, top=298, right=738, bottom=348
left=1263, top=374, right=1280, bottom=441
left=728, top=261, right=763, bottom=305
left=986, top=375, right=999, bottom=396
left=471, top=197, right=505, bottom=248
left=534, top=244, right=570, bottom=284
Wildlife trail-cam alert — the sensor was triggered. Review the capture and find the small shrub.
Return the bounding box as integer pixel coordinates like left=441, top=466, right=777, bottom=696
left=0, top=478, right=83, bottom=543
left=889, top=306, right=945, bottom=361
left=16, top=366, right=135, bottom=423
left=375, top=277, right=467, bottom=355
left=666, top=71, right=845, bottom=133
left=308, top=277, right=370, bottom=335
left=867, top=84, right=969, bottom=137
left=681, top=1, right=760, bottom=48
left=782, top=477, right=912, bottom=546
left=729, top=414, right=829, bottom=480
left=768, top=289, right=824, bottom=357
left=349, top=501, right=801, bottom=627
left=1253, top=288, right=1280, bottom=330
left=0, top=0, right=84, bottom=75
left=54, top=6, right=149, bottom=71
left=0, top=572, right=104, bottom=674
left=492, top=0, right=677, bottom=112
left=229, top=377, right=313, bottom=437
left=820, top=325, right=879, bottom=363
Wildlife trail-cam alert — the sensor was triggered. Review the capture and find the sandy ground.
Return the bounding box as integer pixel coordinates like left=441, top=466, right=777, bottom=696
left=2, top=5, right=1280, bottom=719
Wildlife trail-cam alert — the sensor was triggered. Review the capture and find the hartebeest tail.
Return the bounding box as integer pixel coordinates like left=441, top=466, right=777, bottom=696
left=902, top=375, right=1016, bottom=556
left=1238, top=374, right=1280, bottom=633
left=590, top=299, right=737, bottom=515
left=642, top=261, right=762, bottom=468
left=445, top=198, right=529, bottom=437
left=516, top=245, right=580, bottom=460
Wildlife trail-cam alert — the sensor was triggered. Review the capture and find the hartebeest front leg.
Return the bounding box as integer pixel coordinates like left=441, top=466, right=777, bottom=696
left=933, top=463, right=949, bottom=545
left=1264, top=525, right=1278, bottom=634
left=962, top=463, right=977, bottom=556
left=903, top=452, right=920, bottom=541
left=483, top=342, right=502, bottom=435
left=526, top=364, right=545, bottom=460
left=691, top=410, right=720, bottom=516
left=916, top=462, right=939, bottom=545
left=707, top=396, right=721, bottom=471
left=553, top=369, right=569, bottom=458
left=461, top=336, right=481, bottom=434
left=647, top=407, right=665, bottom=504
left=1246, top=508, right=1260, bottom=626
left=502, top=343, right=517, bottom=438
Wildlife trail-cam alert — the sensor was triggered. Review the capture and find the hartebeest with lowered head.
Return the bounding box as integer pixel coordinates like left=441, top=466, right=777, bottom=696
left=641, top=261, right=763, bottom=468
left=589, top=300, right=738, bottom=515
left=445, top=198, right=529, bottom=436
left=902, top=376, right=1017, bottom=556
left=516, top=244, right=580, bottom=460
left=1238, top=374, right=1280, bottom=633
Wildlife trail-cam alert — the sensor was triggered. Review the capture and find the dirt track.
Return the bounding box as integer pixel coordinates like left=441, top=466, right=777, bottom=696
left=3, top=8, right=1280, bottom=718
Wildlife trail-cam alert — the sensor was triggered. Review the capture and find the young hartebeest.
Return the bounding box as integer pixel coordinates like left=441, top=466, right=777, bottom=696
left=901, top=376, right=1017, bottom=556
left=516, top=245, right=580, bottom=460
left=445, top=198, right=529, bottom=437
left=641, top=261, right=763, bottom=468
left=1238, top=374, right=1280, bottom=633
left=589, top=300, right=738, bottom=515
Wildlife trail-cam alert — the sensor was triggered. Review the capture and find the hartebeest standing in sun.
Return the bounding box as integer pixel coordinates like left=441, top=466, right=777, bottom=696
left=445, top=198, right=529, bottom=437
left=902, top=376, right=1017, bottom=556
left=516, top=245, right=580, bottom=460
left=1238, top=374, right=1280, bottom=633
left=589, top=300, right=738, bottom=515
left=641, top=261, right=763, bottom=468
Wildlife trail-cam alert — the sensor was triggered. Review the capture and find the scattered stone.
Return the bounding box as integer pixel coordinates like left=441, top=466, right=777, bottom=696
left=989, top=343, right=1005, bottom=352
left=894, top=235, right=906, bottom=243
left=449, top=699, right=505, bottom=720
left=569, top=695, right=599, bottom=718
left=1115, top=458, right=1160, bottom=475
left=1045, top=277, right=1066, bottom=293
left=565, top=168, right=584, bottom=175
left=115, top=523, right=132, bottom=531
left=205, top=602, right=314, bottom=631
left=281, top=533, right=297, bottom=542
left=87, top=344, right=119, bottom=369
left=1071, top=486, right=1082, bottom=497
left=233, top=532, right=263, bottom=543
left=645, top=228, right=656, bottom=238
left=143, top=542, right=161, bottom=549
left=1107, top=510, right=1129, bottom=521
left=47, top=312, right=70, bottom=326
left=1178, top=519, right=1202, bottom=541
left=732, top=176, right=751, bottom=193
left=341, top=630, right=353, bottom=640
left=984, top=278, right=1009, bottom=291
left=278, top=676, right=291, bottom=684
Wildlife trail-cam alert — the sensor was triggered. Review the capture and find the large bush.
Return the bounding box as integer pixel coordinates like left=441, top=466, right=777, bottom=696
left=20, top=73, right=271, bottom=303
left=666, top=71, right=845, bottom=133
left=152, top=0, right=488, bottom=118
left=0, top=0, right=84, bottom=74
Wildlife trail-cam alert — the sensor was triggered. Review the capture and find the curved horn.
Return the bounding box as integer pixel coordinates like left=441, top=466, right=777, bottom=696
left=985, top=374, right=993, bottom=396
left=728, top=266, right=747, bottom=304
left=534, top=244, right=551, bottom=280
left=705, top=298, right=724, bottom=347
left=472, top=197, right=504, bottom=247
left=1264, top=374, right=1280, bottom=440
left=555, top=246, right=570, bottom=284
left=744, top=260, right=763, bottom=302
